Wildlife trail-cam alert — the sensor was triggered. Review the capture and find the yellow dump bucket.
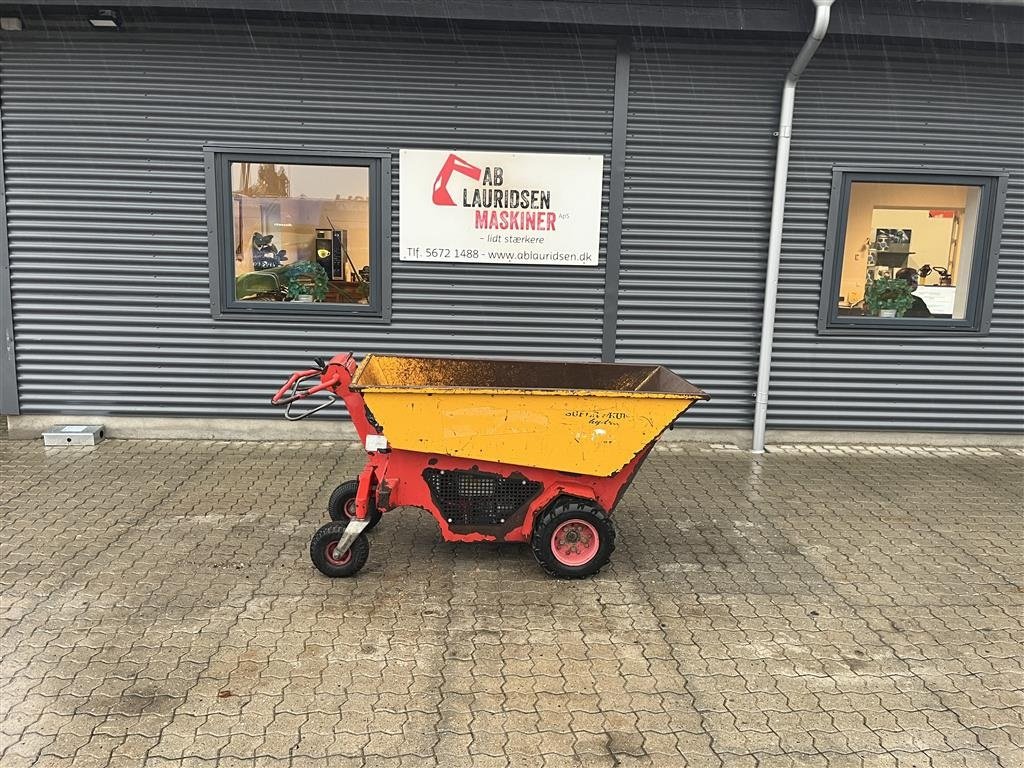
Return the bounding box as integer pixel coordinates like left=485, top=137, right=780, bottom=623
left=351, top=355, right=709, bottom=476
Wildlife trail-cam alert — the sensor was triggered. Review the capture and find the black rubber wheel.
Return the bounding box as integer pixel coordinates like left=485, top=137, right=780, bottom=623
left=531, top=498, right=615, bottom=579
left=327, top=480, right=382, bottom=532
left=309, top=521, right=370, bottom=578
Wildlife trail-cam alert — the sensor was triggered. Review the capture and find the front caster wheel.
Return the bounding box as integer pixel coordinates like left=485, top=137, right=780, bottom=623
left=310, top=522, right=369, bottom=578
left=531, top=498, right=615, bottom=579
left=327, top=480, right=382, bottom=532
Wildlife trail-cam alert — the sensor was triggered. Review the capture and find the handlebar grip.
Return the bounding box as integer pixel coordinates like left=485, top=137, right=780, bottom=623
left=271, top=370, right=342, bottom=408
left=271, top=368, right=320, bottom=405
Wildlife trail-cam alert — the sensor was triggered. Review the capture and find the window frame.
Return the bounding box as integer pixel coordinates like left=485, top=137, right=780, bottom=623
left=205, top=145, right=392, bottom=322
left=817, top=166, right=1007, bottom=336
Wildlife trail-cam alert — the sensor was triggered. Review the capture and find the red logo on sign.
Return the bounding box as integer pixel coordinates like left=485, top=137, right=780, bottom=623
left=432, top=153, right=482, bottom=206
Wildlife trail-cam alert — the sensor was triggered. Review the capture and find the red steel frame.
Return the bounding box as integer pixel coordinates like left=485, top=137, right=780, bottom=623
left=273, top=353, right=654, bottom=544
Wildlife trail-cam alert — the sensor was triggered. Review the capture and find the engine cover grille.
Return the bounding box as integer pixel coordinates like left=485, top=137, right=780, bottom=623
left=423, top=469, right=543, bottom=527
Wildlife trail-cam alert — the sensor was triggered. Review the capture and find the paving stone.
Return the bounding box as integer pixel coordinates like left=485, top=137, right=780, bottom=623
left=1, top=437, right=1021, bottom=766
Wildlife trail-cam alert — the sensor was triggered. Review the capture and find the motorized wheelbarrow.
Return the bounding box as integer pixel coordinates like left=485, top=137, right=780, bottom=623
left=272, top=353, right=708, bottom=578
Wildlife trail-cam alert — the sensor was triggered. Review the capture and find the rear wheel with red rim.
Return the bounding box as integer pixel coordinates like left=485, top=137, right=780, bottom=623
left=531, top=499, right=615, bottom=579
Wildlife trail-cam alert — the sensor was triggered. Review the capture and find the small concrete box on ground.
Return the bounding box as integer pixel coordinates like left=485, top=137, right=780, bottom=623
left=41, top=425, right=105, bottom=446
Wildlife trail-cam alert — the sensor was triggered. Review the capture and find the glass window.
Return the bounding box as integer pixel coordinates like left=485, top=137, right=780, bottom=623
left=207, top=150, right=390, bottom=319
left=232, top=163, right=371, bottom=304
left=820, top=170, right=1005, bottom=333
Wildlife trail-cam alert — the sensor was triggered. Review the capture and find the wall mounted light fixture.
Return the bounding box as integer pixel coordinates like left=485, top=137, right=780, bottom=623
left=88, top=9, right=123, bottom=29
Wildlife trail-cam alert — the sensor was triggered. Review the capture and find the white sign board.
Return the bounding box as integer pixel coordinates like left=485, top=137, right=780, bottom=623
left=399, top=148, right=603, bottom=266
left=914, top=286, right=957, bottom=316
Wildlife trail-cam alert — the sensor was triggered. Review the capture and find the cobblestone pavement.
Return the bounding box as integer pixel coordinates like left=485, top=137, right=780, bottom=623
left=1, top=436, right=1022, bottom=768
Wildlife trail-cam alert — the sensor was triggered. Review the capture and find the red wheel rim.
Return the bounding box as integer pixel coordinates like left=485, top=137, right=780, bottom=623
left=343, top=498, right=357, bottom=520
left=324, top=540, right=352, bottom=566
left=550, top=519, right=600, bottom=566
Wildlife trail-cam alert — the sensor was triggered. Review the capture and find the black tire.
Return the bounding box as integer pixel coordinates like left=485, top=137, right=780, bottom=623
left=309, top=521, right=370, bottom=578
left=531, top=498, right=615, bottom=579
left=327, top=480, right=382, bottom=532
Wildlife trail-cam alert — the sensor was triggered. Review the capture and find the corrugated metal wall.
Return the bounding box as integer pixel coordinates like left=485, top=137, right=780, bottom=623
left=773, top=38, right=1024, bottom=432
left=617, top=35, right=794, bottom=427
left=0, top=18, right=615, bottom=418
left=3, top=13, right=1022, bottom=433
left=617, top=33, right=1022, bottom=433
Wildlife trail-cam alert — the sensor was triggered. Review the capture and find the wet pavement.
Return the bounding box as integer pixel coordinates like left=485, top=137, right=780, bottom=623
left=1, top=436, right=1022, bottom=767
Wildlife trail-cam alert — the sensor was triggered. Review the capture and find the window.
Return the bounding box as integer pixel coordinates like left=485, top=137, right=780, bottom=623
left=819, top=169, right=1006, bottom=333
left=206, top=148, right=391, bottom=319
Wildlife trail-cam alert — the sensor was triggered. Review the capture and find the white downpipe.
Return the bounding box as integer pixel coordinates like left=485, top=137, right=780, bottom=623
left=751, top=0, right=836, bottom=454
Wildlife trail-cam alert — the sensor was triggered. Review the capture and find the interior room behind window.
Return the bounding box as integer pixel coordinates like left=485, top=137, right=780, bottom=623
left=231, top=162, right=371, bottom=305
left=835, top=182, right=982, bottom=320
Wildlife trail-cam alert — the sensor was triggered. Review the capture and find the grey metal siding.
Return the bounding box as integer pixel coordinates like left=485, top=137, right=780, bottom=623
left=617, top=36, right=794, bottom=427
left=772, top=39, right=1024, bottom=432
left=618, top=34, right=1022, bottom=433
left=1, top=20, right=615, bottom=418
left=3, top=15, right=1022, bottom=434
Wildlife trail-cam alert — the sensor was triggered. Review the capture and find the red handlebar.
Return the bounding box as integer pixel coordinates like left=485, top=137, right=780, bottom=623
left=271, top=368, right=341, bottom=406
left=272, top=368, right=317, bottom=404
left=271, top=354, right=356, bottom=420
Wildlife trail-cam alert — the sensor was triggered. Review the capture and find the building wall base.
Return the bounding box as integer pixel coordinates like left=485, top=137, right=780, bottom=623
left=5, top=415, right=356, bottom=441
left=755, top=428, right=1023, bottom=449
left=6, top=415, right=1022, bottom=449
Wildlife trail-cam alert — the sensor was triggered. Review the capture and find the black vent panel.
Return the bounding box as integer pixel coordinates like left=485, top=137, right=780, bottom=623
left=423, top=469, right=543, bottom=527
